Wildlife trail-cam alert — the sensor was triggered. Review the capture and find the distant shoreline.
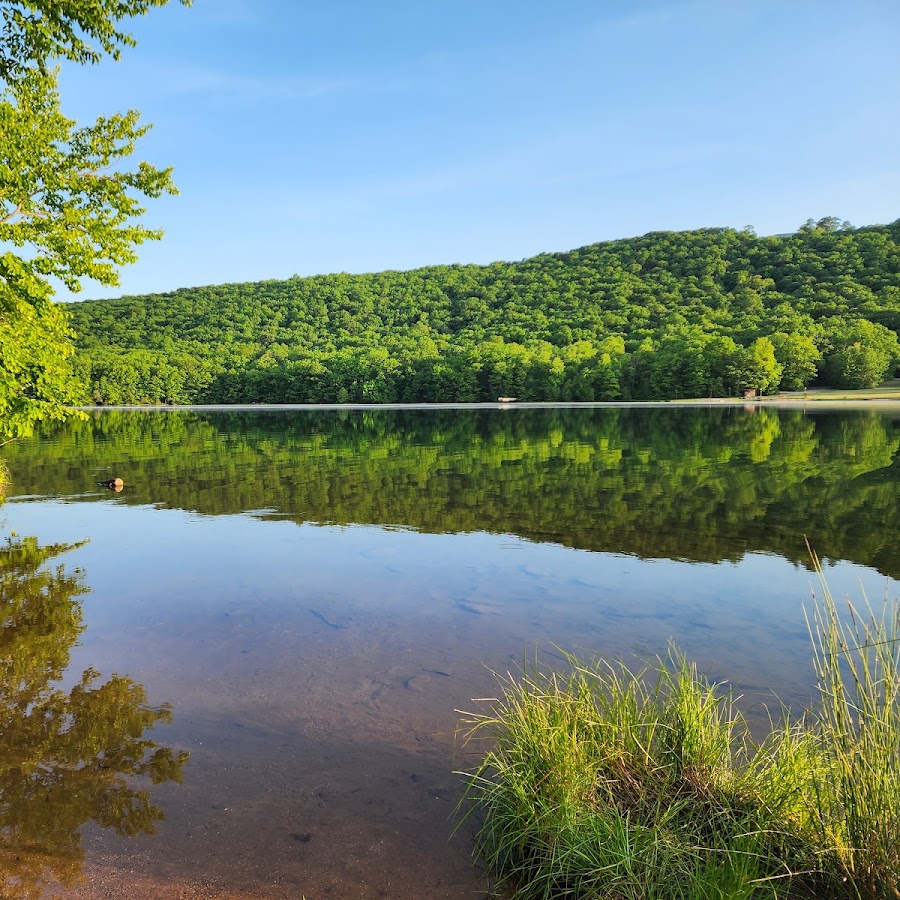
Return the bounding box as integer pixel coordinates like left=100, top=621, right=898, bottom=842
left=72, top=396, right=900, bottom=413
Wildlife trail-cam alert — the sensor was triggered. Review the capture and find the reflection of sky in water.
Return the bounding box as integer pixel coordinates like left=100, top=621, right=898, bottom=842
left=5, top=479, right=899, bottom=896
left=5, top=407, right=899, bottom=895
left=6, top=496, right=896, bottom=722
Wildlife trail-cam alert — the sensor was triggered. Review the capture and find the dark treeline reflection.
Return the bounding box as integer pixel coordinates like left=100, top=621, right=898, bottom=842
left=0, top=535, right=189, bottom=899
left=6, top=406, right=900, bottom=577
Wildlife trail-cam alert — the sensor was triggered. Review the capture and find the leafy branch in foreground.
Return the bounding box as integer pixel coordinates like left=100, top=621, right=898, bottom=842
left=0, top=68, right=176, bottom=291
left=1, top=1, right=185, bottom=438
left=0, top=1, right=191, bottom=85
left=456, top=559, right=899, bottom=898
left=0, top=64, right=175, bottom=436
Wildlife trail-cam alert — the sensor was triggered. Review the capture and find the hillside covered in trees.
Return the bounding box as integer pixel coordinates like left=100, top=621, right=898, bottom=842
left=68, top=217, right=900, bottom=404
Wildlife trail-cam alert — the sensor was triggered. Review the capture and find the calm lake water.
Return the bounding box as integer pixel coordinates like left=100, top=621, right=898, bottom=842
left=2, top=405, right=899, bottom=898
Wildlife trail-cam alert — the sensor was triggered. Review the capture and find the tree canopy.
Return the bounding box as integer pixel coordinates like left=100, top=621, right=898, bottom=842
left=0, top=0, right=184, bottom=439
left=0, top=1, right=189, bottom=83
left=68, top=219, right=900, bottom=405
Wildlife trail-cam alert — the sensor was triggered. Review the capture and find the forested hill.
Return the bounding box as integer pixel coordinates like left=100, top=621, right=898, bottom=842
left=68, top=217, right=900, bottom=404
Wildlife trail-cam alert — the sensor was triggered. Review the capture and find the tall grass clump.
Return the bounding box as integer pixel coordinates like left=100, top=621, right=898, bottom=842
left=805, top=547, right=900, bottom=897
left=456, top=558, right=899, bottom=899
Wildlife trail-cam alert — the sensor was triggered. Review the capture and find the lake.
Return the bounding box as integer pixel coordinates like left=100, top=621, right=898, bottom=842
left=2, top=404, right=899, bottom=899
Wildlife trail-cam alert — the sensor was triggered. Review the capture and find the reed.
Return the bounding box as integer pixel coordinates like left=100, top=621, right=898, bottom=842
left=456, top=559, right=899, bottom=898
left=804, top=546, right=900, bottom=897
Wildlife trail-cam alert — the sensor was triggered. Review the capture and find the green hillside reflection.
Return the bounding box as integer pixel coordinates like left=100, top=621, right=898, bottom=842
left=5, top=406, right=900, bottom=578
left=0, top=535, right=189, bottom=899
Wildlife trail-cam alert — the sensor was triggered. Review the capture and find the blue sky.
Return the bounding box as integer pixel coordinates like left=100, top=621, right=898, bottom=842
left=55, top=0, right=900, bottom=301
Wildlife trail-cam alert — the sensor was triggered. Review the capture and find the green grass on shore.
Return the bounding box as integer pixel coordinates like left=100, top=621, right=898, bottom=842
left=456, top=553, right=899, bottom=899
left=771, top=379, right=900, bottom=402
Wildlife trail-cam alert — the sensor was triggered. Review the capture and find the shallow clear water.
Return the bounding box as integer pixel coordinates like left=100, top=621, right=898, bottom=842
left=2, top=405, right=898, bottom=898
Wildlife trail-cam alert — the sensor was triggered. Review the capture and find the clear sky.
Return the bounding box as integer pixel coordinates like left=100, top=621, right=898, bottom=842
left=55, top=0, right=900, bottom=302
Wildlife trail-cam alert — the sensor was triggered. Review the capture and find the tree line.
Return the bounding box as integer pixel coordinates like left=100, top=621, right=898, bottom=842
left=68, top=217, right=900, bottom=404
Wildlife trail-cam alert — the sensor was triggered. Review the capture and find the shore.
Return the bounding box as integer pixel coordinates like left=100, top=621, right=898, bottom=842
left=72, top=396, right=900, bottom=413
left=65, top=378, right=900, bottom=413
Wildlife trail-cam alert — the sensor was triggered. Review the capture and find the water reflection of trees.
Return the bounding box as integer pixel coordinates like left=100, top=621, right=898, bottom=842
left=5, top=406, right=900, bottom=577
left=0, top=535, right=189, bottom=899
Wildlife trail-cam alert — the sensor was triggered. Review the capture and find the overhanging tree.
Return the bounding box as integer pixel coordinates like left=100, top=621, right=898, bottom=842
left=0, top=0, right=188, bottom=439
left=1, top=2, right=187, bottom=80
